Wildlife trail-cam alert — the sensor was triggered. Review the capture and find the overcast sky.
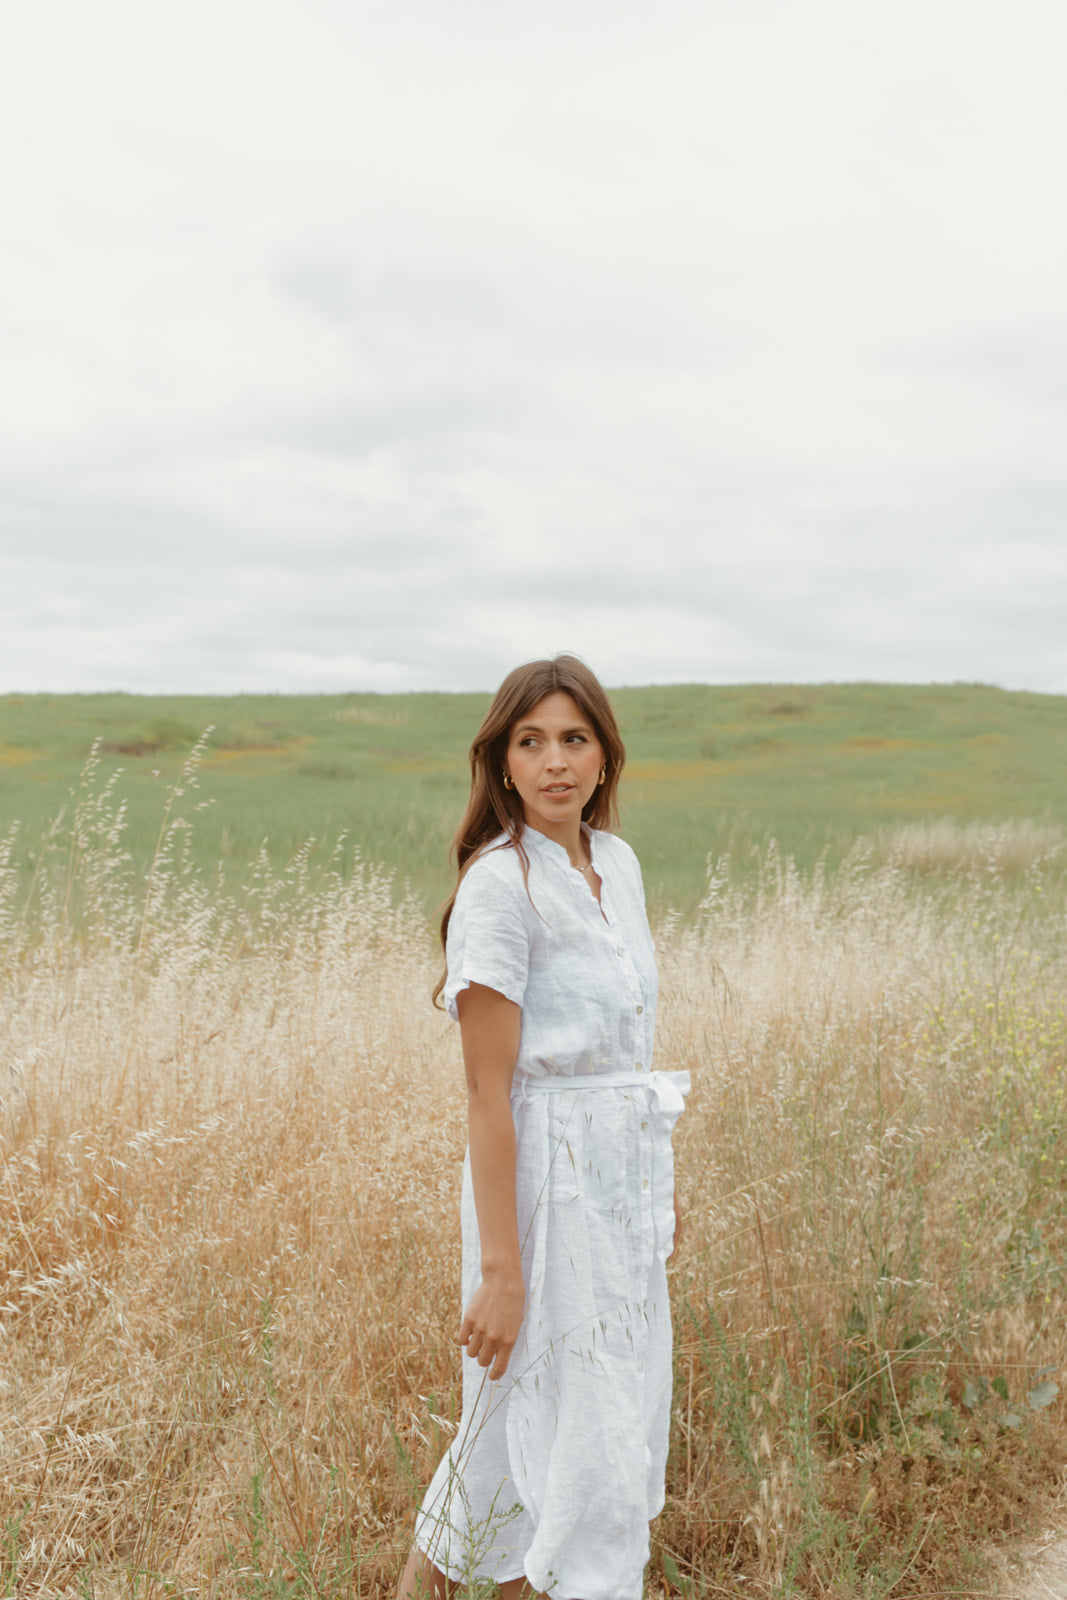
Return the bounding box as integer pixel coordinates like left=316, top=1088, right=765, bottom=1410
left=2, top=0, right=1065, bottom=696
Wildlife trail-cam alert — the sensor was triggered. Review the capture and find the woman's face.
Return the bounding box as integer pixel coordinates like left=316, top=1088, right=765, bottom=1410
left=505, top=691, right=604, bottom=837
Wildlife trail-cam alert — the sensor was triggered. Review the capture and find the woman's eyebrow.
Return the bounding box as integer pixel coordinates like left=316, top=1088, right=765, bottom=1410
left=513, top=721, right=591, bottom=736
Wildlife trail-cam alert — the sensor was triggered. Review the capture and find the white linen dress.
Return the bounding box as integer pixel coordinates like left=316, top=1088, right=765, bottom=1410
left=414, top=823, right=688, bottom=1600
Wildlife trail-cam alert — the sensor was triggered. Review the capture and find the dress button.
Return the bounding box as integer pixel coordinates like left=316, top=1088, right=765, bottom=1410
left=642, top=1179, right=649, bottom=1190
left=616, top=945, right=625, bottom=956
left=635, top=1062, right=643, bottom=1072
left=641, top=1120, right=649, bottom=1131
left=636, top=1005, right=643, bottom=1014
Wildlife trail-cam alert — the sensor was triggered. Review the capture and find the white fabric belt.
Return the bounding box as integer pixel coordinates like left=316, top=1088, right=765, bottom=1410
left=514, top=1069, right=690, bottom=1263
left=515, top=1068, right=689, bottom=1112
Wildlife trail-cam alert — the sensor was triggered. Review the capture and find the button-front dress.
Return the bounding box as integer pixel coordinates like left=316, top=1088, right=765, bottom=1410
left=414, top=824, right=688, bottom=1600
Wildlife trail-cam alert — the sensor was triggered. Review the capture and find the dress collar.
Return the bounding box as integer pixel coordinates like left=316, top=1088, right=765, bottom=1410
left=521, top=821, right=598, bottom=869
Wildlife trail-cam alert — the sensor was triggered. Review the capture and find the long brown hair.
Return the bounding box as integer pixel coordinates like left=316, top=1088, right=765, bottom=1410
left=432, top=655, right=626, bottom=1006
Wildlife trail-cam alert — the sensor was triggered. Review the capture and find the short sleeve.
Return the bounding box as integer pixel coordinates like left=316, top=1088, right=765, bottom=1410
left=443, top=856, right=531, bottom=1022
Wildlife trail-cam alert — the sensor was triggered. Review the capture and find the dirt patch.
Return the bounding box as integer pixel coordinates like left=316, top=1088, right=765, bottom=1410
left=989, top=1527, right=1067, bottom=1598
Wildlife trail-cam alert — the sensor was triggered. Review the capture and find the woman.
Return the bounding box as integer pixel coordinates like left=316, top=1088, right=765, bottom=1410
left=398, top=655, right=688, bottom=1600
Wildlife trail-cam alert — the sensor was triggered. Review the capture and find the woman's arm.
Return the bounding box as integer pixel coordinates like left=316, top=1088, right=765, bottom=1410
left=455, top=981, right=526, bottom=1381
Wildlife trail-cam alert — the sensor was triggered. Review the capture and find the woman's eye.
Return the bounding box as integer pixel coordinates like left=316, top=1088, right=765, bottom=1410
left=566, top=734, right=587, bottom=744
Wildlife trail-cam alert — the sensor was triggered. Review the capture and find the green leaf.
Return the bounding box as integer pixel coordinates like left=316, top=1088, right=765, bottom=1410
left=992, top=1375, right=1010, bottom=1401
left=961, top=1380, right=980, bottom=1411
left=999, top=1411, right=1023, bottom=1429
left=1027, top=1380, right=1058, bottom=1411
left=664, top=1553, right=690, bottom=1593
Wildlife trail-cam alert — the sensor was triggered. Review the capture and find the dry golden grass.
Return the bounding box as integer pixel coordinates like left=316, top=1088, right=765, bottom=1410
left=1, top=761, right=1065, bottom=1598
left=859, top=816, right=1066, bottom=880
left=662, top=845, right=1067, bottom=1593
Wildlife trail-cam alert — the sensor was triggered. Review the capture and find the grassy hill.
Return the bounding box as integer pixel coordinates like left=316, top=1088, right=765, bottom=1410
left=1, top=681, right=1063, bottom=915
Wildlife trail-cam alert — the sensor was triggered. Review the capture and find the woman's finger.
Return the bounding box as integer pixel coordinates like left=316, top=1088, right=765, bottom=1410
left=462, top=1329, right=512, bottom=1377
left=475, top=1333, right=499, bottom=1368
left=461, top=1325, right=482, bottom=1360
left=489, top=1344, right=512, bottom=1380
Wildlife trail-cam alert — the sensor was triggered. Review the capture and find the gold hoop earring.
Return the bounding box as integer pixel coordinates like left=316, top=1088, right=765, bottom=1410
left=503, top=771, right=515, bottom=791
left=597, top=765, right=606, bottom=786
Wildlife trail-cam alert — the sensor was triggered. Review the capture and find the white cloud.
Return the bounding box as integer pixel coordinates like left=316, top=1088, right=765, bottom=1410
left=1, top=0, right=1065, bottom=696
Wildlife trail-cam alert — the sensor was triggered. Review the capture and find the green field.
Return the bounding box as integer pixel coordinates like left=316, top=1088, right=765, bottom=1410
left=1, top=681, right=1063, bottom=915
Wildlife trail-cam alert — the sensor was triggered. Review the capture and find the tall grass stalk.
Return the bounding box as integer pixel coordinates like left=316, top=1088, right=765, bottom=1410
left=1, top=772, right=1064, bottom=1597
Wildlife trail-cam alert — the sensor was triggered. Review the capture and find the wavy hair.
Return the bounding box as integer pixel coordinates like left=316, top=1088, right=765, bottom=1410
left=432, top=655, right=626, bottom=1006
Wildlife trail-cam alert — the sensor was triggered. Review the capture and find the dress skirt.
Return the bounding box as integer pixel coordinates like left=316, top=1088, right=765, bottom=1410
left=414, top=1069, right=688, bottom=1600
